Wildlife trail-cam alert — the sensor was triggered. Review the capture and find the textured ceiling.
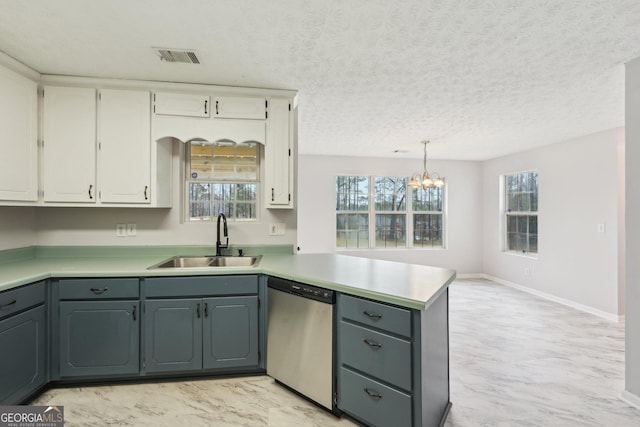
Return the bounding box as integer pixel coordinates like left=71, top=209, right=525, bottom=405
left=1, top=0, right=639, bottom=160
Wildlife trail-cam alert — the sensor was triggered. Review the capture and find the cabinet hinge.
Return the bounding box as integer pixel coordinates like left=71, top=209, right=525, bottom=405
left=288, top=148, right=291, bottom=156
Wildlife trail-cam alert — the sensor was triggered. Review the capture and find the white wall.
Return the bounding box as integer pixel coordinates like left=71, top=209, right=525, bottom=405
left=482, top=128, right=623, bottom=317
left=297, top=154, right=483, bottom=274
left=35, top=142, right=297, bottom=249
left=0, top=207, right=37, bottom=251
left=624, top=57, right=640, bottom=404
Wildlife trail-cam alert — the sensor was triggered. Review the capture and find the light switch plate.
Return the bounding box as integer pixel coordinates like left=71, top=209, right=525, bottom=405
left=116, top=223, right=126, bottom=237
left=127, top=223, right=137, bottom=236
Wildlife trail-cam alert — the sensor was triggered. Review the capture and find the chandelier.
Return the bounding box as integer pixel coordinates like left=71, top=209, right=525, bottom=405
left=409, top=140, right=445, bottom=189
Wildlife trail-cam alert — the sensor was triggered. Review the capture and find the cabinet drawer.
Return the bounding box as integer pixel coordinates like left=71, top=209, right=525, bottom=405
left=339, top=367, right=412, bottom=427
left=0, top=282, right=45, bottom=320
left=145, top=275, right=258, bottom=298
left=58, top=278, right=139, bottom=300
left=339, top=294, right=411, bottom=337
left=339, top=320, right=412, bottom=391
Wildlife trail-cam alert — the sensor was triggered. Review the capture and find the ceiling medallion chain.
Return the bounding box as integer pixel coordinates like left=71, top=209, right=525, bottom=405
left=409, top=140, right=445, bottom=189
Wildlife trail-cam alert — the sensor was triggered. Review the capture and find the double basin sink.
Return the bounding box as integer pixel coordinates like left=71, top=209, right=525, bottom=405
left=148, top=255, right=261, bottom=269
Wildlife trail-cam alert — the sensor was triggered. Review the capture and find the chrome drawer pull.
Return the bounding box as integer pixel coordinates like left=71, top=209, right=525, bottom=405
left=90, top=287, right=108, bottom=294
left=0, top=299, right=17, bottom=309
left=363, top=338, right=383, bottom=349
left=132, top=305, right=137, bottom=321
left=363, top=310, right=383, bottom=320
left=364, top=388, right=383, bottom=399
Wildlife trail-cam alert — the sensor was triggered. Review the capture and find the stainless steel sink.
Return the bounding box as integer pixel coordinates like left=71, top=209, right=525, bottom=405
left=209, top=256, right=260, bottom=267
left=148, top=255, right=261, bottom=269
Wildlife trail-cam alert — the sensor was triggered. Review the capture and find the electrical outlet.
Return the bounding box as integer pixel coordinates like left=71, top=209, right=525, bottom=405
left=269, top=223, right=286, bottom=236
left=127, top=223, right=137, bottom=236
left=116, top=223, right=126, bottom=237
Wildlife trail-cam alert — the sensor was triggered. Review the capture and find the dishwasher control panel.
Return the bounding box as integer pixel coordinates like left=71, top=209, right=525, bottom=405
left=267, top=276, right=335, bottom=304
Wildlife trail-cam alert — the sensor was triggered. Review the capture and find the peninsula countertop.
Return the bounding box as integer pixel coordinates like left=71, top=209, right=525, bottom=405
left=0, top=247, right=456, bottom=311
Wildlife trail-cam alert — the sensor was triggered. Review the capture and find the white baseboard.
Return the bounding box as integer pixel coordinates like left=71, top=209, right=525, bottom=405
left=620, top=390, right=640, bottom=410
left=481, top=274, right=623, bottom=323
left=453, top=273, right=485, bottom=279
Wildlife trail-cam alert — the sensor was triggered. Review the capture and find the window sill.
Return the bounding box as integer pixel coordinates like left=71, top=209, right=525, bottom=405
left=503, top=250, right=538, bottom=259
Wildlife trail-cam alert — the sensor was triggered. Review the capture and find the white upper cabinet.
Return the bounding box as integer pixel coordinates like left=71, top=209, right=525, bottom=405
left=214, top=96, right=266, bottom=120
left=42, top=86, right=97, bottom=203
left=0, top=65, right=38, bottom=203
left=153, top=92, right=210, bottom=117
left=265, top=98, right=294, bottom=209
left=98, top=89, right=151, bottom=204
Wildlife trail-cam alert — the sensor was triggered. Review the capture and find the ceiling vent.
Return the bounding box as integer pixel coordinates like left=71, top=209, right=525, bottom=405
left=154, top=48, right=200, bottom=64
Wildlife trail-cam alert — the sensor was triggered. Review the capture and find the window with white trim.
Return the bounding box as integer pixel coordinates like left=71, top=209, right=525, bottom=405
left=336, top=175, right=445, bottom=249
left=186, top=142, right=259, bottom=221
left=504, top=171, right=538, bottom=254
left=412, top=186, right=444, bottom=248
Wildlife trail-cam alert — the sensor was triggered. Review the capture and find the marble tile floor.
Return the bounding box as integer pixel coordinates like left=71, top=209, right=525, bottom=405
left=32, top=278, right=640, bottom=426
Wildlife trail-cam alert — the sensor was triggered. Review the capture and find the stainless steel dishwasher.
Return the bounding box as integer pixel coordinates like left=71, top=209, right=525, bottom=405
left=267, top=276, right=336, bottom=412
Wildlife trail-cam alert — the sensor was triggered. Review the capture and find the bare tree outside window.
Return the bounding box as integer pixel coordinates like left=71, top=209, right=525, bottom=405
left=504, top=171, right=538, bottom=254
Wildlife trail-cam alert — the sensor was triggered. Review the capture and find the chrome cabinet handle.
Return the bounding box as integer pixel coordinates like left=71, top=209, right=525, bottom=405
left=132, top=304, right=137, bottom=321
left=364, top=388, right=383, bottom=399
left=0, top=299, right=17, bottom=309
left=144, top=185, right=148, bottom=200
left=363, top=310, right=382, bottom=320
left=363, top=338, right=383, bottom=349
left=271, top=188, right=275, bottom=202
left=204, top=100, right=208, bottom=115
left=90, top=287, right=108, bottom=294
left=197, top=303, right=201, bottom=318
left=215, top=100, right=219, bottom=115
left=204, top=302, right=208, bottom=318
left=88, top=184, right=93, bottom=200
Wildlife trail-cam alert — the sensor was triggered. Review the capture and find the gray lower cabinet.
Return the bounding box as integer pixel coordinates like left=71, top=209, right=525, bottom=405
left=57, top=278, right=140, bottom=378
left=0, top=304, right=47, bottom=404
left=144, top=275, right=260, bottom=375
left=203, top=296, right=259, bottom=370
left=59, top=300, right=139, bottom=377
left=144, top=298, right=202, bottom=373
left=337, top=291, right=450, bottom=427
left=145, top=296, right=259, bottom=373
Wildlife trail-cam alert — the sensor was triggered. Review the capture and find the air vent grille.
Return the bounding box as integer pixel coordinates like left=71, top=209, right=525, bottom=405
left=154, top=48, right=200, bottom=64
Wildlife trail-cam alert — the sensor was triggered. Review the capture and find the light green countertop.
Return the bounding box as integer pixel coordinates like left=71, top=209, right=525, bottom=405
left=0, top=246, right=456, bottom=311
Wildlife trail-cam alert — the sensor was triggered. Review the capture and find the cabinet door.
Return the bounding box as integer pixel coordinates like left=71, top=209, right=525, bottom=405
left=145, top=299, right=202, bottom=373
left=42, top=86, right=96, bottom=203
left=0, top=305, right=46, bottom=404
left=59, top=300, right=139, bottom=377
left=0, top=66, right=37, bottom=202
left=265, top=98, right=293, bottom=208
left=202, top=296, right=259, bottom=370
left=214, top=96, right=265, bottom=119
left=153, top=92, right=210, bottom=117
left=98, top=89, right=151, bottom=203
